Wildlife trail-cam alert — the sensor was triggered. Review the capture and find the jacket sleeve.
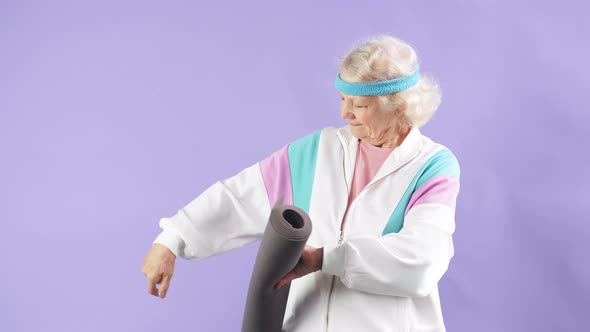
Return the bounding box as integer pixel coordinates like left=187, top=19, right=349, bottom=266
left=321, top=153, right=460, bottom=298
left=152, top=160, right=272, bottom=260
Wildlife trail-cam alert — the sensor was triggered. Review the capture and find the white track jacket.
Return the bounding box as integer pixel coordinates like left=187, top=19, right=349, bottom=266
left=153, top=124, right=461, bottom=332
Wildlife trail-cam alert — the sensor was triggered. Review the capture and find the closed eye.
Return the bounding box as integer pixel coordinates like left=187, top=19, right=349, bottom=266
left=340, top=96, right=367, bottom=108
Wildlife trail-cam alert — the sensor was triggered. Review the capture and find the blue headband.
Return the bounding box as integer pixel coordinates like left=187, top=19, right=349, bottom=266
left=335, top=65, right=420, bottom=96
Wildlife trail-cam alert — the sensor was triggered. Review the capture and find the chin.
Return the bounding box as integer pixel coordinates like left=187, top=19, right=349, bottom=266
left=350, top=129, right=362, bottom=139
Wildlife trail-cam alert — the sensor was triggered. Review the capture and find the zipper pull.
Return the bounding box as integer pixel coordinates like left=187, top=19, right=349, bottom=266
left=338, top=230, right=344, bottom=244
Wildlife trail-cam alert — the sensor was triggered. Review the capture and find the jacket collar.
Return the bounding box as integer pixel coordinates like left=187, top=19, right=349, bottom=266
left=336, top=125, right=423, bottom=187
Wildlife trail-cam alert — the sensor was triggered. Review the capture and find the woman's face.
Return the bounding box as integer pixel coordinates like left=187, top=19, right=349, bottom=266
left=339, top=92, right=397, bottom=142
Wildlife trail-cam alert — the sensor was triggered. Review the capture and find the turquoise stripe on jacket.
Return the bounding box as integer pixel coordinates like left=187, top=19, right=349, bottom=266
left=288, top=130, right=322, bottom=214
left=382, top=148, right=460, bottom=235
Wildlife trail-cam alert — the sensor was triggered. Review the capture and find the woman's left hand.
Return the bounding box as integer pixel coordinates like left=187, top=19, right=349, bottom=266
left=274, top=245, right=324, bottom=289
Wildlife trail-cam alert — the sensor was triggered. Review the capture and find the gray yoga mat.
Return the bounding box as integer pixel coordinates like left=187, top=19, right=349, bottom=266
left=241, top=197, right=313, bottom=332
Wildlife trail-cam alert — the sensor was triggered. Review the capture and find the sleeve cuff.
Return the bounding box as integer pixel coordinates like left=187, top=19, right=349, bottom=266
left=152, top=230, right=186, bottom=258
left=321, top=242, right=346, bottom=278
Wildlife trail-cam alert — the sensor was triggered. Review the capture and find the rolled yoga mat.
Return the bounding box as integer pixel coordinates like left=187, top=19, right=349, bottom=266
left=241, top=197, right=313, bottom=332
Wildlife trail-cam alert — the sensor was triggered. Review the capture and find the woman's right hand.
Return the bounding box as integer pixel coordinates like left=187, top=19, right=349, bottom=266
left=142, top=243, right=176, bottom=298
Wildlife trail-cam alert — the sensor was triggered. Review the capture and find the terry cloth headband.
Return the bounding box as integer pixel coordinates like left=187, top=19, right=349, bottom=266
left=335, top=65, right=420, bottom=96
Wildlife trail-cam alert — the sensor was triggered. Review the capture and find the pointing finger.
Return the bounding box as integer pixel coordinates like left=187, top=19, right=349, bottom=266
left=159, top=274, right=172, bottom=298
left=147, top=277, right=159, bottom=296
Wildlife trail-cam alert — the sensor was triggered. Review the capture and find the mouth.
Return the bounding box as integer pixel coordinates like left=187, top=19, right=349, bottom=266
left=350, top=123, right=361, bottom=127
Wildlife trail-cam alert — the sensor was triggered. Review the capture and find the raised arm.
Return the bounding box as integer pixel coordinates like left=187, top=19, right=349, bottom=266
left=152, top=160, right=272, bottom=260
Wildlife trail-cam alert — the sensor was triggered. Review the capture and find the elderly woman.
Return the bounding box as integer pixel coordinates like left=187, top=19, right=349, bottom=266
left=142, top=35, right=460, bottom=331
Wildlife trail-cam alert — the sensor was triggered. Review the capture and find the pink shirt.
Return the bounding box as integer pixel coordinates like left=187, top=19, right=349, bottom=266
left=341, top=139, right=395, bottom=229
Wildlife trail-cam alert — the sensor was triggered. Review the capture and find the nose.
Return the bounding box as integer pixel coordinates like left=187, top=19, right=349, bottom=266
left=340, top=103, right=355, bottom=120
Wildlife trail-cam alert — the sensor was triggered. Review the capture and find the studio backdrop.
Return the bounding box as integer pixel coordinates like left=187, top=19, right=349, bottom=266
left=0, top=1, right=588, bottom=331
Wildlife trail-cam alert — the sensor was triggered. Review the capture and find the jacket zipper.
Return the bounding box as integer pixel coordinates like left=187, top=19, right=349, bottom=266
left=325, top=231, right=344, bottom=332
left=325, top=131, right=421, bottom=331
left=325, top=132, right=350, bottom=332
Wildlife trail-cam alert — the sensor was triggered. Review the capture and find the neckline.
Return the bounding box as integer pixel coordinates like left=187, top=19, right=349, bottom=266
left=359, top=138, right=395, bottom=151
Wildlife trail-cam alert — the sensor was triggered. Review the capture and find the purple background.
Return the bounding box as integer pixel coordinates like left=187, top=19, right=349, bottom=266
left=1, top=1, right=588, bottom=331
